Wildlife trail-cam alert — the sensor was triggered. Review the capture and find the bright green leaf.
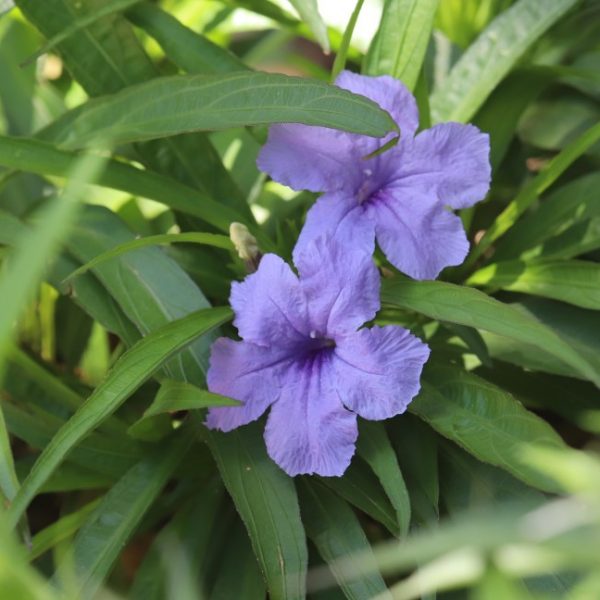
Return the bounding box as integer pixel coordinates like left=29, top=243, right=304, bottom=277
left=431, top=0, right=579, bottom=123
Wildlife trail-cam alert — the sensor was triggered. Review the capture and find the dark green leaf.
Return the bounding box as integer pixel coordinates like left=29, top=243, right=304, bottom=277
left=204, top=421, right=308, bottom=600
left=57, top=424, right=195, bottom=597
left=357, top=421, right=410, bottom=537
left=299, top=480, right=390, bottom=600
left=6, top=307, right=231, bottom=527
left=381, top=277, right=600, bottom=387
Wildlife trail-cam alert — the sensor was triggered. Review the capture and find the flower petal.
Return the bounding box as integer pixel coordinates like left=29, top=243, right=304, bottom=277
left=206, top=338, right=289, bottom=432
left=292, top=191, right=374, bottom=266
left=369, top=190, right=470, bottom=279
left=256, top=122, right=374, bottom=193
left=230, top=254, right=309, bottom=347
left=399, top=123, right=491, bottom=209
left=294, top=231, right=380, bottom=337
left=264, top=355, right=358, bottom=476
left=335, top=70, right=419, bottom=139
left=334, top=326, right=430, bottom=420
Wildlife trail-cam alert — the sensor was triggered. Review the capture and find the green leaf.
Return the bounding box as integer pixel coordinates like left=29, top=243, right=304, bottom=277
left=49, top=253, right=140, bottom=347
left=66, top=207, right=219, bottom=381
left=473, top=67, right=553, bottom=170
left=0, top=153, right=106, bottom=369
left=357, top=421, right=410, bottom=537
left=62, top=232, right=233, bottom=283
left=381, top=277, right=600, bottom=387
left=127, top=379, right=239, bottom=440
left=30, top=499, right=101, bottom=560
left=465, top=121, right=600, bottom=269
left=467, top=259, right=600, bottom=310
left=0, top=209, right=28, bottom=246
left=288, top=0, right=329, bottom=53
left=208, top=519, right=266, bottom=600
left=430, top=0, right=579, bottom=123
left=413, top=367, right=567, bottom=492
left=126, top=3, right=247, bottom=74
left=0, top=512, right=59, bottom=600
left=494, top=172, right=600, bottom=261
left=322, top=459, right=399, bottom=536
left=538, top=217, right=600, bottom=260
left=49, top=72, right=396, bottom=150
left=144, top=380, right=239, bottom=417
left=6, top=307, right=231, bottom=527
left=480, top=298, right=600, bottom=381
left=0, top=407, right=19, bottom=503
left=388, top=414, right=439, bottom=524
left=330, top=0, right=364, bottom=81
left=204, top=421, right=308, bottom=600
left=0, top=134, right=270, bottom=246
left=23, top=0, right=144, bottom=66
left=129, top=482, right=225, bottom=600
left=57, top=424, right=195, bottom=597
left=2, top=401, right=140, bottom=478
left=364, top=0, right=439, bottom=90
left=299, top=480, right=390, bottom=600
left=16, top=0, right=253, bottom=219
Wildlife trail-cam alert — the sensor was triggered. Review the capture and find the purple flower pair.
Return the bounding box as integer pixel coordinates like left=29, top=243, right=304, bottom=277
left=206, top=72, right=491, bottom=477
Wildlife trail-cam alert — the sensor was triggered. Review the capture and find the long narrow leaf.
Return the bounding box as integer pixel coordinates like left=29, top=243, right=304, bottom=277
left=364, top=0, right=439, bottom=90
left=50, top=72, right=397, bottom=150
left=430, top=0, right=579, bottom=123
left=6, top=307, right=231, bottom=527
left=381, top=277, right=600, bottom=387
left=467, top=259, right=600, bottom=310
left=58, top=424, right=195, bottom=597
left=466, top=121, right=600, bottom=267
left=63, top=232, right=233, bottom=283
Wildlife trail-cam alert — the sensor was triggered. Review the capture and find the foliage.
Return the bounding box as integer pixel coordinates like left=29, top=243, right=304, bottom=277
left=0, top=0, right=599, bottom=598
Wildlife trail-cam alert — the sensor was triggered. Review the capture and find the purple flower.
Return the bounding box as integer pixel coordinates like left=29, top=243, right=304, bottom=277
left=206, top=237, right=430, bottom=477
left=257, top=71, right=491, bottom=280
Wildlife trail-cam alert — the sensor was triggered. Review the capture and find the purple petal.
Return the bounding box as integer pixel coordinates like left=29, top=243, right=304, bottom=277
left=369, top=190, right=470, bottom=279
left=335, top=70, right=419, bottom=139
left=257, top=123, right=374, bottom=193
left=206, top=338, right=290, bottom=432
left=334, top=326, right=430, bottom=420
left=292, top=191, right=374, bottom=266
left=294, top=232, right=380, bottom=337
left=264, top=356, right=358, bottom=476
left=230, top=254, right=309, bottom=347
left=399, top=123, right=491, bottom=209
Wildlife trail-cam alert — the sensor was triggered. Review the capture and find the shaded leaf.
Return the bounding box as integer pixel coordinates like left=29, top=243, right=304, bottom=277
left=204, top=421, right=308, bottom=600
left=6, top=307, right=231, bottom=527
left=381, top=277, right=600, bottom=387
left=413, top=367, right=567, bottom=492
left=300, top=480, right=390, bottom=600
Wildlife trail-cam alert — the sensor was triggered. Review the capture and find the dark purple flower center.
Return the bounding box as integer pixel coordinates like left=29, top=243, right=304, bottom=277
left=299, top=330, right=336, bottom=360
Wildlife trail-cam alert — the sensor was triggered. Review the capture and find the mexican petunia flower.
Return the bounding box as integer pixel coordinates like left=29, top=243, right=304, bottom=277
left=206, top=237, right=430, bottom=477
left=257, top=71, right=491, bottom=280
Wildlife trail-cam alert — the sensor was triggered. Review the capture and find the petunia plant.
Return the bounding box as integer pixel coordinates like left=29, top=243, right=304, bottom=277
left=1, top=1, right=599, bottom=599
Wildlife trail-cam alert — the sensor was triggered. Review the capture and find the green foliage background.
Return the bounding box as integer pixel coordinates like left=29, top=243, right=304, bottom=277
left=0, top=0, right=599, bottom=598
